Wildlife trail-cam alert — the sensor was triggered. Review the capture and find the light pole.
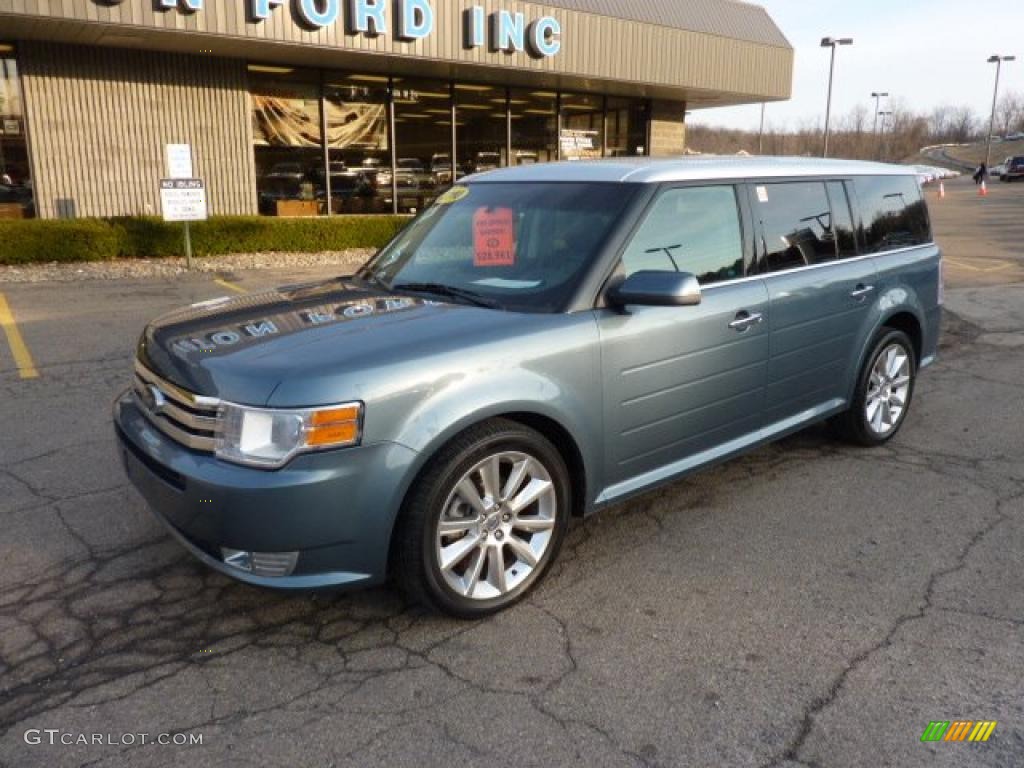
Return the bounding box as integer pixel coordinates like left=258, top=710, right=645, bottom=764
left=758, top=102, right=766, bottom=154
left=871, top=92, right=889, bottom=137
left=985, top=55, right=1016, bottom=168
left=878, top=110, right=893, bottom=161
left=872, top=92, right=889, bottom=160
left=821, top=36, right=854, bottom=158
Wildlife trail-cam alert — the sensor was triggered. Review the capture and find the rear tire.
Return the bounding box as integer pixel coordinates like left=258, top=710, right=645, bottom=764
left=393, top=419, right=570, bottom=618
left=831, top=329, right=916, bottom=446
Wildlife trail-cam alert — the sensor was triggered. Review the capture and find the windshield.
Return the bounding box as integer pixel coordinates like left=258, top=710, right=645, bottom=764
left=358, top=182, right=640, bottom=313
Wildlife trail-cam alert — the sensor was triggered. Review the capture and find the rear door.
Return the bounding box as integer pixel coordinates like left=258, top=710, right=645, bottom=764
left=749, top=179, right=877, bottom=429
left=597, top=184, right=769, bottom=495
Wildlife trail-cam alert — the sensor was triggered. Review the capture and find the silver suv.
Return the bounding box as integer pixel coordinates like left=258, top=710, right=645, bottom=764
left=115, top=157, right=942, bottom=617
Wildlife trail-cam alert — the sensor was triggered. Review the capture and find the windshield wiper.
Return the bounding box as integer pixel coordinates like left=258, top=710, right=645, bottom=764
left=393, top=282, right=500, bottom=309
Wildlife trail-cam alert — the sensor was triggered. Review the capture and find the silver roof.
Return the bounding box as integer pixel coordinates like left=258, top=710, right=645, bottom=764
left=543, top=0, right=790, bottom=48
left=466, top=157, right=916, bottom=185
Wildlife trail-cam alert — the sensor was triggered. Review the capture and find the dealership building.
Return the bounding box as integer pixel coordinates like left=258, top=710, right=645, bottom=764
left=0, top=0, right=792, bottom=219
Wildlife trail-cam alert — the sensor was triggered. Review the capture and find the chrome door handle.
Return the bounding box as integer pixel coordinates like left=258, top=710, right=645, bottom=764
left=729, top=311, right=764, bottom=332
left=850, top=284, right=875, bottom=300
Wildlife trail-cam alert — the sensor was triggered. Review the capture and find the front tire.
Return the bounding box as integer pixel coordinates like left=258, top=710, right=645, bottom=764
left=393, top=419, right=570, bottom=618
left=832, top=329, right=916, bottom=446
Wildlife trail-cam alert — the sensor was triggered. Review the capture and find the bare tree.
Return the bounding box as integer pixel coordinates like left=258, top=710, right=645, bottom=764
left=947, top=106, right=977, bottom=144
left=996, top=91, right=1023, bottom=136
left=685, top=100, right=982, bottom=164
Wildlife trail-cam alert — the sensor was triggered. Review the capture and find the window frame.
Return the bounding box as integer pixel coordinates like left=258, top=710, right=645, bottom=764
left=825, top=180, right=860, bottom=259
left=596, top=181, right=755, bottom=302
left=745, top=178, right=852, bottom=275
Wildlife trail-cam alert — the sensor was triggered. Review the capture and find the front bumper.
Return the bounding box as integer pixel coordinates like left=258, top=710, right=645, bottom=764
left=114, top=391, right=418, bottom=590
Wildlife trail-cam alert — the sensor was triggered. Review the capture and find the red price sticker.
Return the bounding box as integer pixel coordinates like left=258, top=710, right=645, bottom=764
left=473, top=207, right=516, bottom=267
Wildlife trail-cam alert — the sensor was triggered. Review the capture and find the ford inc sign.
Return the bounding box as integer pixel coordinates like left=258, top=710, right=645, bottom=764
left=100, top=0, right=562, bottom=58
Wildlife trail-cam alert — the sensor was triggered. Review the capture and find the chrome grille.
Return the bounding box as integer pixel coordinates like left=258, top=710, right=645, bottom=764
left=133, top=359, right=221, bottom=452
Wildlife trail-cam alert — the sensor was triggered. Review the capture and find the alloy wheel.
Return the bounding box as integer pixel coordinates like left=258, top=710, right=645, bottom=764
left=435, top=451, right=557, bottom=600
left=865, top=343, right=912, bottom=436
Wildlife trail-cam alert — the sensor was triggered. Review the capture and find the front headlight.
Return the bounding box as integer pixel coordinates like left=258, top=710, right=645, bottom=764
left=215, top=402, right=363, bottom=468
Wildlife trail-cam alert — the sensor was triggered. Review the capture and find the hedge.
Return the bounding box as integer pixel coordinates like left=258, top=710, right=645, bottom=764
left=0, top=215, right=410, bottom=265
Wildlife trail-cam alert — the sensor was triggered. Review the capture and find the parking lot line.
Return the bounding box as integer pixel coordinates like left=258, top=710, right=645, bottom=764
left=213, top=277, right=247, bottom=294
left=0, top=292, right=40, bottom=379
left=944, top=257, right=1012, bottom=273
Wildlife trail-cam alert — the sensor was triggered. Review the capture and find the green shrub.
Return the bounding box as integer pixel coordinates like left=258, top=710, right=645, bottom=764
left=0, top=219, right=126, bottom=264
left=0, top=215, right=409, bottom=265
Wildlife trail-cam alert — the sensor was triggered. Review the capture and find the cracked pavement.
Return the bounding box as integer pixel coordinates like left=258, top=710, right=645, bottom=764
left=2, top=183, right=1023, bottom=767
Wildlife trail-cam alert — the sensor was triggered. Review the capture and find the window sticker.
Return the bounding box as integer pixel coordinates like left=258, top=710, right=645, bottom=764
left=756, top=186, right=769, bottom=203
left=473, top=207, right=516, bottom=267
left=436, top=186, right=470, bottom=205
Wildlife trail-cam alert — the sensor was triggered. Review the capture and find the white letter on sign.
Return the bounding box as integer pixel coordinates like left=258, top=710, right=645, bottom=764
left=251, top=0, right=286, bottom=21
left=527, top=16, right=560, bottom=57
left=398, top=0, right=434, bottom=40
left=347, top=0, right=387, bottom=35
left=296, top=0, right=340, bottom=27
left=489, top=11, right=525, bottom=53
left=463, top=6, right=485, bottom=49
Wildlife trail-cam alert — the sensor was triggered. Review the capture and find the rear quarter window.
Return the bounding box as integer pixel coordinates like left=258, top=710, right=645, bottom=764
left=853, top=175, right=931, bottom=253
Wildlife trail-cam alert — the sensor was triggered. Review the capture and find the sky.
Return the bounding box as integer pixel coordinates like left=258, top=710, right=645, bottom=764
left=689, top=0, right=1024, bottom=132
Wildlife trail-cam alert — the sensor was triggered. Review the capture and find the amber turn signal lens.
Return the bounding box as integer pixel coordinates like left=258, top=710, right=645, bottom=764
left=311, top=406, right=361, bottom=426
left=306, top=421, right=359, bottom=447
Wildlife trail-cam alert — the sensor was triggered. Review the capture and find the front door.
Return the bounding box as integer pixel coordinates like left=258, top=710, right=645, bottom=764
left=597, top=185, right=769, bottom=498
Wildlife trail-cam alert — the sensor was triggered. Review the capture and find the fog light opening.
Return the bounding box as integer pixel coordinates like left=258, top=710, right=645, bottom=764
left=221, top=548, right=298, bottom=577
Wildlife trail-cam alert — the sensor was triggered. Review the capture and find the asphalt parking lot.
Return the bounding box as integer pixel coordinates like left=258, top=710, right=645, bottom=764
left=1, top=176, right=1023, bottom=767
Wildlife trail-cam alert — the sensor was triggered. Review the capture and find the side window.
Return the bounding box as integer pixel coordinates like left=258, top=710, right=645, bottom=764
left=853, top=175, right=931, bottom=253
left=620, top=186, right=744, bottom=285
left=827, top=181, right=858, bottom=258
left=753, top=182, right=837, bottom=272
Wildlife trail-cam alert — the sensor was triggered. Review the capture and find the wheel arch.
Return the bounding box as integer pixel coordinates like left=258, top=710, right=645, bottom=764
left=385, top=409, right=590, bottom=577
left=880, top=310, right=923, bottom=364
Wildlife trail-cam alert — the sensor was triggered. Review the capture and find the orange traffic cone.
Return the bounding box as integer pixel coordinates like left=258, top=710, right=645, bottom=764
left=938, top=181, right=946, bottom=199
left=979, top=180, right=988, bottom=197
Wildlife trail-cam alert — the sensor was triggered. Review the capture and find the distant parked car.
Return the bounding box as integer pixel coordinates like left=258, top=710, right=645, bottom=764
left=264, top=162, right=306, bottom=182
left=1004, top=132, right=1024, bottom=141
left=431, top=153, right=455, bottom=186
left=473, top=151, right=502, bottom=173
left=998, top=156, right=1024, bottom=182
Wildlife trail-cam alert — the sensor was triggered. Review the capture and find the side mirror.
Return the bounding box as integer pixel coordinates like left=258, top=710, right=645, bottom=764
left=608, top=270, right=702, bottom=308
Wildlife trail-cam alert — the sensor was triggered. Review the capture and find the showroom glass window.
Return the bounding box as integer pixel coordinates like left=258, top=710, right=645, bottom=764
left=560, top=92, right=603, bottom=160
left=250, top=66, right=324, bottom=217
left=754, top=182, right=838, bottom=272
left=853, top=175, right=931, bottom=253
left=621, top=186, right=744, bottom=285
left=606, top=97, right=648, bottom=157
left=0, top=47, right=34, bottom=219
left=392, top=78, right=452, bottom=212
left=510, top=89, right=557, bottom=165
left=323, top=75, right=390, bottom=214
left=456, top=83, right=506, bottom=176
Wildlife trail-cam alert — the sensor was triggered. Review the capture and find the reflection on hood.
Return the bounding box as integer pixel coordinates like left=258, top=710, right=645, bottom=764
left=139, top=278, right=443, bottom=392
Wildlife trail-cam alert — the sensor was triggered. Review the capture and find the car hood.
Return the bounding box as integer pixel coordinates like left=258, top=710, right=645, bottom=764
left=138, top=278, right=548, bottom=406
